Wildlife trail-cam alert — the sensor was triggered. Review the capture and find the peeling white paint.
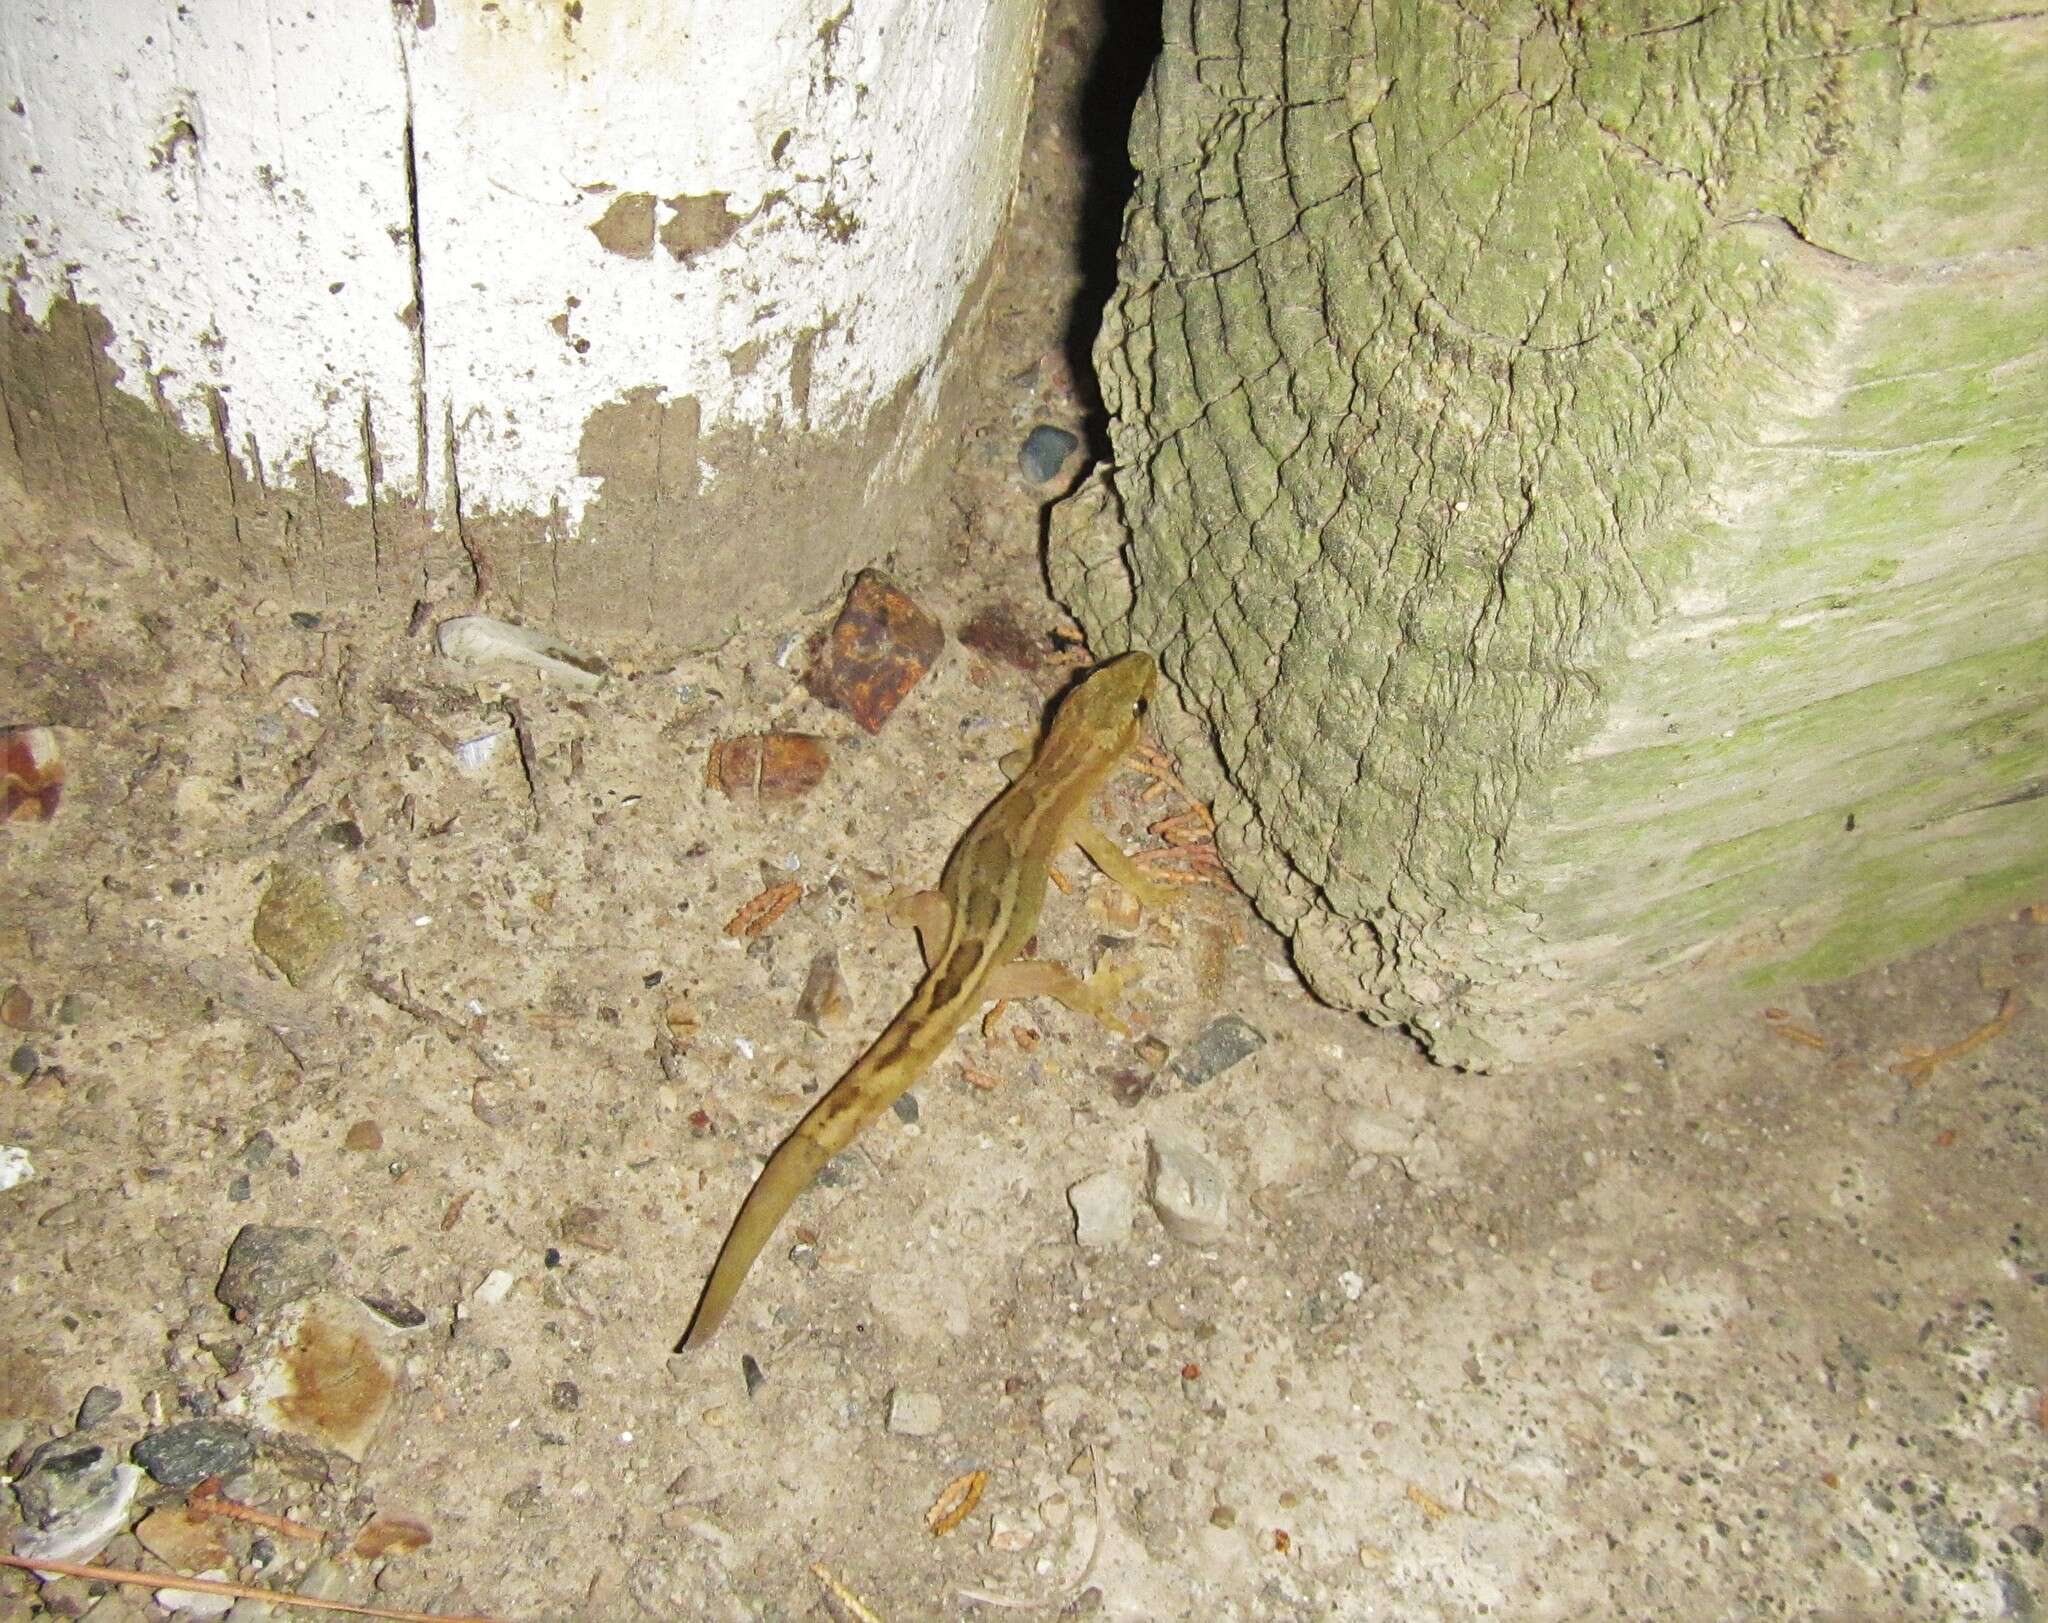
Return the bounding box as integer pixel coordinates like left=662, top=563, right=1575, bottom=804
left=1, top=1, right=418, bottom=502
left=2, top=0, right=1042, bottom=526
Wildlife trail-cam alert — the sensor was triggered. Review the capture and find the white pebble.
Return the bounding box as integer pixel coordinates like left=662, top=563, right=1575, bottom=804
left=1067, top=1171, right=1136, bottom=1249
left=1145, top=1131, right=1230, bottom=1246
left=886, top=1389, right=943, bottom=1437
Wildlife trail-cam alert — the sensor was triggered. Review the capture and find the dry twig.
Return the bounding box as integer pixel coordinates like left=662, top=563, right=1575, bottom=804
left=0, top=1553, right=501, bottom=1622
left=188, top=1475, right=322, bottom=1542
left=1892, top=987, right=2026, bottom=1086
left=725, top=881, right=802, bottom=939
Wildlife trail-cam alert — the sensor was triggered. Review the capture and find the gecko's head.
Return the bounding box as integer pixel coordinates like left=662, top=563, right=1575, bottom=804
left=1042, top=650, right=1157, bottom=761
left=1081, top=650, right=1158, bottom=716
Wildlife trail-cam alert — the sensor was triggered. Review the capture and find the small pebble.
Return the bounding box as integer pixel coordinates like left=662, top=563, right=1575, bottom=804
left=156, top=1571, right=236, bottom=1618
left=1145, top=1131, right=1230, bottom=1245
left=352, top=1511, right=432, bottom=1558
left=14, top=1436, right=118, bottom=1529
left=75, top=1385, right=122, bottom=1429
left=343, top=1120, right=383, bottom=1153
left=0, top=984, right=31, bottom=1028
left=741, top=1355, right=765, bottom=1397
left=9, top=1042, right=38, bottom=1078
left=239, top=1131, right=278, bottom=1169
left=132, top=1420, right=256, bottom=1489
left=216, top=1224, right=340, bottom=1319
left=1171, top=1015, right=1265, bottom=1087
left=886, top=1389, right=943, bottom=1437
left=359, top=1293, right=427, bottom=1329
left=137, top=1504, right=230, bottom=1571
left=891, top=1093, right=920, bottom=1124
left=251, top=863, right=350, bottom=988
left=1018, top=424, right=1079, bottom=485
left=551, top=1379, right=582, bottom=1412
left=227, top=1173, right=252, bottom=1202
left=1067, top=1171, right=1136, bottom=1249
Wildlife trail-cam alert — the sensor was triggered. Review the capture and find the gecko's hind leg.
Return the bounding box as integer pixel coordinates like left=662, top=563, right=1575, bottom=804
left=986, top=957, right=1133, bottom=1036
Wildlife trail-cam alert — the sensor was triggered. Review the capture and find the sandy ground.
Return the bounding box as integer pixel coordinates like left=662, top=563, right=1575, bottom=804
left=4, top=7, right=2045, bottom=1622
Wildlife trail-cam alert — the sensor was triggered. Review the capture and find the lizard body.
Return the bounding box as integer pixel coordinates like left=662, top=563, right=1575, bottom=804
left=680, top=651, right=1164, bottom=1347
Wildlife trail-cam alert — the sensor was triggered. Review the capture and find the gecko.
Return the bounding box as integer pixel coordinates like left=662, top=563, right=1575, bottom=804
left=679, top=650, right=1171, bottom=1348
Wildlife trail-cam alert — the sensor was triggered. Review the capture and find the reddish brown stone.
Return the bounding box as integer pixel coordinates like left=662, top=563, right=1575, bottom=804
left=352, top=1510, right=432, bottom=1558
left=0, top=726, right=63, bottom=822
left=803, top=570, right=945, bottom=733
left=705, top=731, right=830, bottom=801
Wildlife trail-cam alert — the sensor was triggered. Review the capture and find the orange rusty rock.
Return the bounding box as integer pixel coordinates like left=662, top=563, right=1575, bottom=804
left=352, top=1509, right=433, bottom=1558
left=0, top=726, right=63, bottom=823
left=706, top=731, right=830, bottom=801
left=803, top=570, right=945, bottom=734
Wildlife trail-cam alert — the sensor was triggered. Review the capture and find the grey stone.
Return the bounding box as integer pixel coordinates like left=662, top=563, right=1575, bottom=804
left=885, top=1389, right=943, bottom=1437
left=1067, top=1171, right=1136, bottom=1249
left=74, top=1385, right=121, bottom=1429
left=1145, top=1131, right=1231, bottom=1245
left=132, top=1420, right=256, bottom=1488
left=14, top=1435, right=115, bottom=1529
left=1170, top=1015, right=1266, bottom=1087
left=216, top=1223, right=339, bottom=1319
left=1019, top=424, right=1080, bottom=485
left=9, top=1432, right=141, bottom=1565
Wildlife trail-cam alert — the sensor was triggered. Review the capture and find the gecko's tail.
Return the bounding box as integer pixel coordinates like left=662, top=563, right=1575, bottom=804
left=677, top=1001, right=939, bottom=1349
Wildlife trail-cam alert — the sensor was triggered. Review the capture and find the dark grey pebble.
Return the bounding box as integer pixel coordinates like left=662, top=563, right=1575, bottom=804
left=550, top=1380, right=581, bottom=1413
left=227, top=1173, right=252, bottom=1202
left=290, top=611, right=322, bottom=629
left=1171, top=1015, right=1267, bottom=1087
left=359, top=1293, right=427, bottom=1329
left=216, top=1223, right=340, bottom=1319
left=9, top=1043, right=38, bottom=1078
left=75, top=1386, right=122, bottom=1429
left=892, top=1093, right=920, bottom=1124
left=1018, top=424, right=1080, bottom=485
left=54, top=994, right=85, bottom=1026
left=321, top=819, right=365, bottom=850
left=741, top=1355, right=765, bottom=1397
left=131, top=1419, right=255, bottom=1488
left=13, top=1436, right=111, bottom=1529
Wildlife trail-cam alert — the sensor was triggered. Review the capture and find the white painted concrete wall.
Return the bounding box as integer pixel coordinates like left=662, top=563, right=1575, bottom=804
left=2, top=0, right=1042, bottom=524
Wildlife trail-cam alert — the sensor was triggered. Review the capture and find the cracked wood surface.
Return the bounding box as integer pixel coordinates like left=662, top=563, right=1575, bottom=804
left=1055, top=0, right=2048, bottom=1066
